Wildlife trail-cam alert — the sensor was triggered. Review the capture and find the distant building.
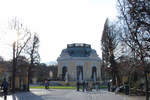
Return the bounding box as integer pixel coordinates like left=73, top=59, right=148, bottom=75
left=0, top=58, right=28, bottom=91
left=57, top=43, right=101, bottom=82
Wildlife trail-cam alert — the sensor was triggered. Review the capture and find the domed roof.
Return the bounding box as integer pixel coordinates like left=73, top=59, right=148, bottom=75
left=57, top=43, right=101, bottom=62
left=60, top=43, right=98, bottom=57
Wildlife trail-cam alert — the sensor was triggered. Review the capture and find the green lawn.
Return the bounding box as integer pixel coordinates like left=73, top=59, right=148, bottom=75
left=30, top=86, right=76, bottom=89
left=30, top=85, right=107, bottom=89
left=99, top=85, right=108, bottom=89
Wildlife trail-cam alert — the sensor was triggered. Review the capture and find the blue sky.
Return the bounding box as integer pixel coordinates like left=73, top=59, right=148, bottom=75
left=0, top=0, right=117, bottom=63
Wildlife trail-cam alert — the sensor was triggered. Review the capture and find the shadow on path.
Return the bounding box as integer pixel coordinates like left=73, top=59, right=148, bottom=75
left=12, top=91, right=45, bottom=100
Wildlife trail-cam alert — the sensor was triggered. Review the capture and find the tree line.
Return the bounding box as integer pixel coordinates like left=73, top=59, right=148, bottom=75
left=0, top=17, right=57, bottom=92
left=101, top=0, right=150, bottom=100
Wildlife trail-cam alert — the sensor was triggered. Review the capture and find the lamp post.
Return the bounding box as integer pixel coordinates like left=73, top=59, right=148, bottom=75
left=11, top=30, right=18, bottom=92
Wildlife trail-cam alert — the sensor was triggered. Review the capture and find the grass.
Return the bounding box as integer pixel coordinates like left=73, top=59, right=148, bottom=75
left=30, top=86, right=76, bottom=89
left=99, top=85, right=108, bottom=89
left=30, top=85, right=107, bottom=89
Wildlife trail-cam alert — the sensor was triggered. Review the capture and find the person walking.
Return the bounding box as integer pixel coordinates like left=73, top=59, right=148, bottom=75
left=1, top=78, right=8, bottom=100
left=44, top=80, right=49, bottom=89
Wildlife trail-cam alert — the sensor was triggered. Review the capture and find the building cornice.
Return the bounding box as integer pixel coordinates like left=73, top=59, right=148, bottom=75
left=57, top=56, right=101, bottom=62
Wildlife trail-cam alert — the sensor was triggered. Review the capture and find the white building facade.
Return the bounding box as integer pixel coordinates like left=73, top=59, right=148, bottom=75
left=57, top=43, right=101, bottom=82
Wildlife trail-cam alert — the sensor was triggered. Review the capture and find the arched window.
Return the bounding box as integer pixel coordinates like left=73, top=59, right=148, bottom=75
left=92, top=66, right=97, bottom=81
left=77, top=66, right=83, bottom=82
left=62, top=66, right=67, bottom=80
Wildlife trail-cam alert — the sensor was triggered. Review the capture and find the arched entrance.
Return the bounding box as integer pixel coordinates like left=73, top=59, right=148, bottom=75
left=62, top=66, right=67, bottom=80
left=76, top=65, right=83, bottom=82
left=92, top=66, right=97, bottom=82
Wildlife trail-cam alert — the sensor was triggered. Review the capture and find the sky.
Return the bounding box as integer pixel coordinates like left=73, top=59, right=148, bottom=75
left=0, top=0, right=117, bottom=64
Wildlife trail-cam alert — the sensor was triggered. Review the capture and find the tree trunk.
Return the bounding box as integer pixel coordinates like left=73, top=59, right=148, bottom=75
left=144, top=71, right=149, bottom=100
left=12, top=43, right=16, bottom=93
left=128, top=72, right=131, bottom=95
left=12, top=59, right=16, bottom=93
left=142, top=57, right=149, bottom=100
left=27, top=58, right=33, bottom=91
left=27, top=66, right=31, bottom=91
left=116, top=71, right=121, bottom=86
left=112, top=71, right=116, bottom=86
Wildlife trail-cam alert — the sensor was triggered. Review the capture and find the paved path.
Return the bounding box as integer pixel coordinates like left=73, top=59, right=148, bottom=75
left=0, top=89, right=145, bottom=100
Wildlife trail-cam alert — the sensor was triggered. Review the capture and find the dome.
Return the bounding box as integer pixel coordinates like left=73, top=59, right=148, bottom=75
left=66, top=43, right=92, bottom=57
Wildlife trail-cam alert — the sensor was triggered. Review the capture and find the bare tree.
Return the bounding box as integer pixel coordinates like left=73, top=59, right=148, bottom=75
left=9, top=18, right=31, bottom=92
left=25, top=33, right=40, bottom=91
left=118, top=0, right=150, bottom=99
left=101, top=19, right=121, bottom=86
left=117, top=54, right=142, bottom=95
